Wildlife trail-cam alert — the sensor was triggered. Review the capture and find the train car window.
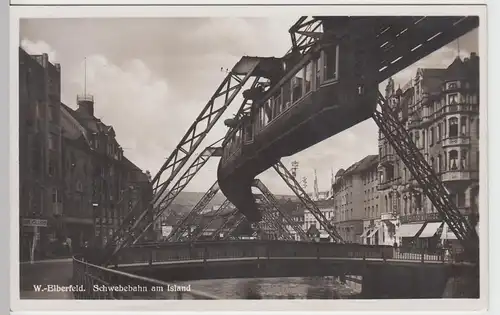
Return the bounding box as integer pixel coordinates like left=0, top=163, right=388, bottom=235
left=244, top=121, right=253, bottom=143
left=314, top=58, right=321, bottom=90
left=304, top=61, right=313, bottom=94
left=282, top=82, right=291, bottom=109
left=273, top=93, right=282, bottom=118
left=292, top=68, right=304, bottom=103
left=263, top=101, right=272, bottom=126
left=324, top=44, right=339, bottom=81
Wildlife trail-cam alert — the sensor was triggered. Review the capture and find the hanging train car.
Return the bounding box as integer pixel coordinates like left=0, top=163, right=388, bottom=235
left=217, top=19, right=380, bottom=222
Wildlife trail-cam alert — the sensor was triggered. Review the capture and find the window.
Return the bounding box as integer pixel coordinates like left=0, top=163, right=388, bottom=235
left=461, top=149, right=468, bottom=169
left=460, top=116, right=467, bottom=135
left=315, top=58, right=321, bottom=88
left=449, top=117, right=458, bottom=137
left=291, top=69, right=304, bottom=103
left=448, top=93, right=458, bottom=105
left=457, top=192, right=465, bottom=207
left=376, top=205, right=379, bottom=216
left=422, top=130, right=426, bottom=147
left=282, top=81, right=291, bottom=109
left=437, top=155, right=442, bottom=173
left=304, top=61, right=313, bottom=93
left=429, top=127, right=434, bottom=146
left=324, top=44, right=339, bottom=81
left=449, top=150, right=458, bottom=170
left=48, top=159, right=55, bottom=176
left=48, top=134, right=55, bottom=150
left=437, top=124, right=441, bottom=141
left=447, top=82, right=458, bottom=90
left=430, top=157, right=435, bottom=171
left=273, top=93, right=282, bottom=118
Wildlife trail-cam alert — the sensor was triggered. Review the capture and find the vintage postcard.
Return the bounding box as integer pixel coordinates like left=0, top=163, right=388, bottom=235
left=9, top=2, right=488, bottom=313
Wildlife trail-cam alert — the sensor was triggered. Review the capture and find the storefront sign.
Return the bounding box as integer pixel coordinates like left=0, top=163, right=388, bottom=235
left=22, top=218, right=48, bottom=227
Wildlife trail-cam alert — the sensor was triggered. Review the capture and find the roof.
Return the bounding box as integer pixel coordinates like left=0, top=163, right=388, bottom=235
left=343, top=154, right=378, bottom=176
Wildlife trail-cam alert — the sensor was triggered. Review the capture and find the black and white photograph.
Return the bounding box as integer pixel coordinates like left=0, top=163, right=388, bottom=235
left=10, top=3, right=488, bottom=312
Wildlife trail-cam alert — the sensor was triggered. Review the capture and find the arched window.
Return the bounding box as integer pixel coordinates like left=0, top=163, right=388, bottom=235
left=449, top=117, right=459, bottom=137
left=461, top=149, right=468, bottom=169
left=449, top=150, right=458, bottom=170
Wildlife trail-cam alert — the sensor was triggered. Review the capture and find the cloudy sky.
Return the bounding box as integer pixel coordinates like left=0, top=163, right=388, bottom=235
left=20, top=18, right=478, bottom=195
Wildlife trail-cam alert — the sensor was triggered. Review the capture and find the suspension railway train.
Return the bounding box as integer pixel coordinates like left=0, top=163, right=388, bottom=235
left=216, top=16, right=479, bottom=223
left=217, top=18, right=380, bottom=223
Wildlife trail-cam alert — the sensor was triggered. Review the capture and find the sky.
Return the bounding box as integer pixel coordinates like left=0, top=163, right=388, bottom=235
left=20, top=18, right=478, bottom=195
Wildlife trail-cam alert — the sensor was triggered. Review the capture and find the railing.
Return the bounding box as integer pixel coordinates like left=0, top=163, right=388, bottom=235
left=109, top=240, right=469, bottom=266
left=72, top=255, right=220, bottom=299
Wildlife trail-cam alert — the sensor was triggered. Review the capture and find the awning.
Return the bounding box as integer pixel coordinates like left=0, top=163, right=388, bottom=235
left=319, top=232, right=330, bottom=238
left=367, top=226, right=380, bottom=238
left=360, top=229, right=371, bottom=238
left=441, top=223, right=458, bottom=240
left=395, top=223, right=425, bottom=238
left=419, top=222, right=443, bottom=238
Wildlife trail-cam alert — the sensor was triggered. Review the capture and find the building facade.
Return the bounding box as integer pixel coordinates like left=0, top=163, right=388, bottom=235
left=378, top=53, right=480, bottom=250
left=19, top=47, right=152, bottom=259
left=304, top=200, right=334, bottom=241
left=331, top=155, right=378, bottom=243
left=19, top=49, right=64, bottom=261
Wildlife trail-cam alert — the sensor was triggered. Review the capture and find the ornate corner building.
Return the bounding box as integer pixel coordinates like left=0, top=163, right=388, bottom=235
left=378, top=53, right=480, bottom=250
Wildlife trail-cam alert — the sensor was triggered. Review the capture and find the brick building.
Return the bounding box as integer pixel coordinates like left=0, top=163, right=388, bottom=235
left=379, top=53, right=480, bottom=250
left=19, top=48, right=64, bottom=260
left=19, top=47, right=152, bottom=259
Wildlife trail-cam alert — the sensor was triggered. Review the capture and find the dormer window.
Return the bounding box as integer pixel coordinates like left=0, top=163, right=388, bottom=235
left=447, top=82, right=458, bottom=90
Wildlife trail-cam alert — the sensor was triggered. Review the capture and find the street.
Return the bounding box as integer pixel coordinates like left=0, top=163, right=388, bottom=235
left=19, top=258, right=74, bottom=299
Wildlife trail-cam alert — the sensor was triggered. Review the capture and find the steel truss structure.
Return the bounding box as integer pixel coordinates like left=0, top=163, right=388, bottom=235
left=101, top=16, right=479, bottom=264
left=101, top=58, right=264, bottom=263
left=168, top=181, right=221, bottom=242
left=190, top=199, right=232, bottom=240
left=254, top=194, right=294, bottom=241
left=252, top=179, right=310, bottom=241
left=272, top=161, right=343, bottom=243
left=372, top=93, right=479, bottom=260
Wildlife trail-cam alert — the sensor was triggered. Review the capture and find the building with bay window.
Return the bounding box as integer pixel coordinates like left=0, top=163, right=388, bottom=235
left=378, top=52, right=480, bottom=251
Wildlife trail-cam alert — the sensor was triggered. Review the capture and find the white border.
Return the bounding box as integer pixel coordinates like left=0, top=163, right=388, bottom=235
left=10, top=4, right=488, bottom=313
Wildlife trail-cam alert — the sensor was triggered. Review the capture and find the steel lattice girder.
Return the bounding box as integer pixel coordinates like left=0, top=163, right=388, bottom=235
left=150, top=61, right=261, bottom=204
left=211, top=209, right=242, bottom=239
left=252, top=179, right=310, bottom=241
left=190, top=199, right=232, bottom=241
left=288, top=17, right=324, bottom=55
left=222, top=216, right=247, bottom=240
left=372, top=93, right=478, bottom=259
left=101, top=61, right=262, bottom=263
left=254, top=195, right=294, bottom=241
left=272, top=161, right=344, bottom=243
left=168, top=181, right=221, bottom=242
left=130, top=144, right=223, bottom=245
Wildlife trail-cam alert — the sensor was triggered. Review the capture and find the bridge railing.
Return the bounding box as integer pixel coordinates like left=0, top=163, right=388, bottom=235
left=115, top=241, right=468, bottom=266
left=72, top=255, right=220, bottom=299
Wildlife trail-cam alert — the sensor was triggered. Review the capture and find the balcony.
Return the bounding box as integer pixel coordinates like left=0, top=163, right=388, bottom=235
left=381, top=212, right=397, bottom=221
left=400, top=212, right=441, bottom=224
left=441, top=171, right=478, bottom=182
left=442, top=136, right=470, bottom=148
left=377, top=177, right=402, bottom=191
